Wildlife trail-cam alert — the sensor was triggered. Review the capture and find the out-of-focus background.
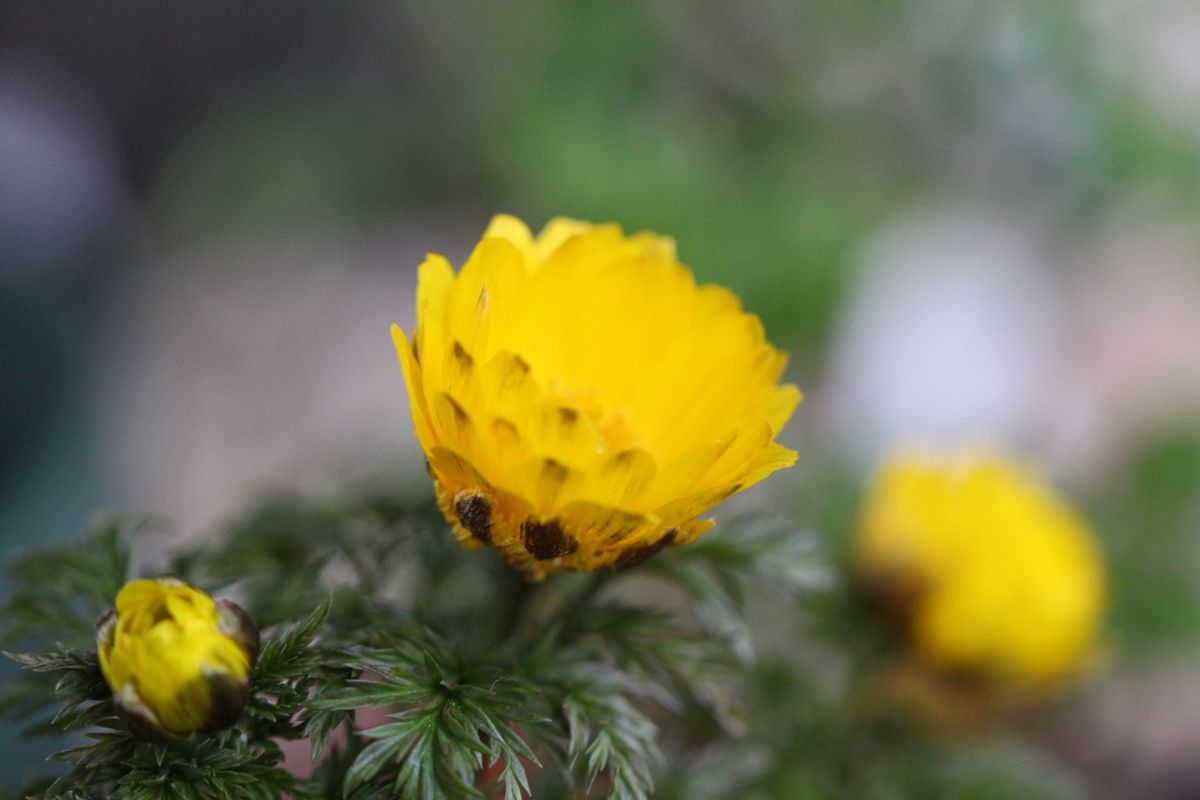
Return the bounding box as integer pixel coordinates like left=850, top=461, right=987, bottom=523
left=2, top=1, right=1199, bottom=795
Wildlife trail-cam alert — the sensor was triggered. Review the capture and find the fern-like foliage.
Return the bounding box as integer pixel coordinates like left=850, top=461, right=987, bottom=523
left=310, top=629, right=554, bottom=800
left=0, top=515, right=142, bottom=651
left=0, top=490, right=841, bottom=800
left=559, top=666, right=660, bottom=800
left=2, top=594, right=337, bottom=800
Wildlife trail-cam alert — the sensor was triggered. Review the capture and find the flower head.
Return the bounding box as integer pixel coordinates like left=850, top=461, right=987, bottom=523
left=855, top=447, right=1106, bottom=688
left=96, top=578, right=259, bottom=739
left=393, top=215, right=800, bottom=579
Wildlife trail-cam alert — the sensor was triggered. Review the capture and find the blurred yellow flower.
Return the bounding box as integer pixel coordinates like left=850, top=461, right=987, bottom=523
left=855, top=448, right=1106, bottom=688
left=96, top=578, right=258, bottom=739
left=393, top=215, right=801, bottom=579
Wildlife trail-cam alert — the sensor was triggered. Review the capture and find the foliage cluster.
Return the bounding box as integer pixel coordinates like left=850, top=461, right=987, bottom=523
left=0, top=489, right=1089, bottom=798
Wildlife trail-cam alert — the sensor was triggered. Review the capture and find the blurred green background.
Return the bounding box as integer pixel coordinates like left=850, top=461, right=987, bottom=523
left=2, top=1, right=1199, bottom=795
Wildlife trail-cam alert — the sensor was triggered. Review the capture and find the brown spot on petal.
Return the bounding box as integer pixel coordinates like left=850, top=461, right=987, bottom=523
left=112, top=684, right=180, bottom=742
left=199, top=670, right=250, bottom=734
left=537, top=458, right=571, bottom=504
left=602, top=517, right=643, bottom=544
left=522, top=518, right=579, bottom=560
left=454, top=491, right=493, bottom=544
left=94, top=608, right=117, bottom=644
left=557, top=407, right=579, bottom=426
left=493, top=417, right=519, bottom=438
left=452, top=340, right=474, bottom=369
left=613, top=528, right=679, bottom=569
left=542, top=458, right=568, bottom=485
left=444, top=394, right=470, bottom=426
left=216, top=599, right=260, bottom=669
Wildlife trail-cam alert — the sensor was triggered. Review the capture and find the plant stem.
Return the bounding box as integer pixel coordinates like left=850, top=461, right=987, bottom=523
left=498, top=575, right=537, bottom=644
left=556, top=572, right=607, bottom=631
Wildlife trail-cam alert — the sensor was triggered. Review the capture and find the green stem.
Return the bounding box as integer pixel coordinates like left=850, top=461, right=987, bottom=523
left=497, top=575, right=537, bottom=644
left=555, top=572, right=608, bottom=632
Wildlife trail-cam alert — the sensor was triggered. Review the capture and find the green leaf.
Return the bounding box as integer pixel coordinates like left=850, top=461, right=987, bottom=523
left=0, top=514, right=144, bottom=650
left=254, top=595, right=332, bottom=679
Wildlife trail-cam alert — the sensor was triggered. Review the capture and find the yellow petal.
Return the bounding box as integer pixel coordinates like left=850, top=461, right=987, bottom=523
left=483, top=214, right=534, bottom=262
left=854, top=447, right=1107, bottom=688
left=393, top=215, right=802, bottom=577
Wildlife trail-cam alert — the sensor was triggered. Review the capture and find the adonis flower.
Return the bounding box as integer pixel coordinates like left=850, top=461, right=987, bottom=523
left=393, top=215, right=801, bottom=579
left=96, top=578, right=259, bottom=739
left=855, top=448, right=1106, bottom=688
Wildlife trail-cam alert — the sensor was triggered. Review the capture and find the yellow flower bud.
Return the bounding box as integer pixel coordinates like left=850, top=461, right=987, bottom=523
left=855, top=447, right=1107, bottom=689
left=96, top=578, right=259, bottom=739
left=393, top=215, right=801, bottom=579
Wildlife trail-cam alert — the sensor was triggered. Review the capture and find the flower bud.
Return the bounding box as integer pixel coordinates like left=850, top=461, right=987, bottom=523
left=96, top=577, right=259, bottom=740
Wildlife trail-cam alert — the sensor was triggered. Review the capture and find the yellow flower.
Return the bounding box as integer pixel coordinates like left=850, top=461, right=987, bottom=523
left=96, top=578, right=259, bottom=739
left=393, top=215, right=801, bottom=579
left=855, top=447, right=1106, bottom=688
